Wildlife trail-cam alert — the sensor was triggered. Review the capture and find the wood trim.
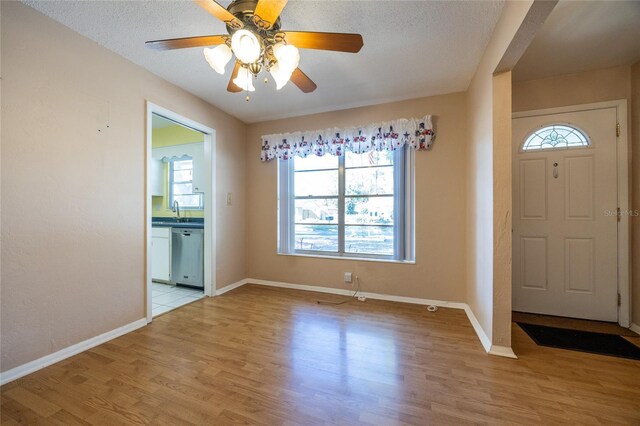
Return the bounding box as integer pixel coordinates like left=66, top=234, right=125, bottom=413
left=0, top=319, right=147, bottom=386
left=215, top=279, right=249, bottom=296
left=462, top=304, right=493, bottom=353
left=489, top=345, right=518, bottom=359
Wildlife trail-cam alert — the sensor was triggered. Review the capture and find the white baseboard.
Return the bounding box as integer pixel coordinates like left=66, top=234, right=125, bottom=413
left=461, top=304, right=492, bottom=353
left=245, top=278, right=511, bottom=357
left=489, top=345, right=518, bottom=359
left=0, top=318, right=147, bottom=386
left=215, top=278, right=249, bottom=296
left=2, top=278, right=515, bottom=386
left=630, top=323, right=640, bottom=336
left=247, top=278, right=468, bottom=309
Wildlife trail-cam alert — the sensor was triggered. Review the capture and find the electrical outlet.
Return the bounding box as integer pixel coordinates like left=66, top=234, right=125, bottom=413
left=344, top=272, right=352, bottom=283
left=226, top=192, right=232, bottom=206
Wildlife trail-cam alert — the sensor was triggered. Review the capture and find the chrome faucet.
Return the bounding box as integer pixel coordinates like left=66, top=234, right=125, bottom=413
left=172, top=200, right=180, bottom=221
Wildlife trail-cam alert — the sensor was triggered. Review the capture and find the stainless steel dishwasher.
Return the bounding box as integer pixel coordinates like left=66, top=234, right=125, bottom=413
left=171, top=228, right=204, bottom=289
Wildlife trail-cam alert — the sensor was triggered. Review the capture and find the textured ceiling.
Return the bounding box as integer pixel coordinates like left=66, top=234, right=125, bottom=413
left=513, top=0, right=640, bottom=82
left=24, top=0, right=505, bottom=123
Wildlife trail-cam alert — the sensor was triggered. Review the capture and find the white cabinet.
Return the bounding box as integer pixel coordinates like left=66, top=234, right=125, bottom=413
left=150, top=158, right=164, bottom=196
left=151, top=227, right=171, bottom=282
left=192, top=145, right=205, bottom=193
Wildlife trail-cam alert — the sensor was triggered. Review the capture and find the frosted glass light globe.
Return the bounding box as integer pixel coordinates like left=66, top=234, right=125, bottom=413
left=231, top=30, right=261, bottom=64
left=203, top=44, right=232, bottom=74
left=270, top=63, right=293, bottom=90
left=233, top=67, right=256, bottom=92
left=272, top=43, right=299, bottom=73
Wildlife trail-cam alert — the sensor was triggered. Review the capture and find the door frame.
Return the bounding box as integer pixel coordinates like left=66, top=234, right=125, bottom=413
left=145, top=102, right=217, bottom=323
left=512, top=100, right=630, bottom=327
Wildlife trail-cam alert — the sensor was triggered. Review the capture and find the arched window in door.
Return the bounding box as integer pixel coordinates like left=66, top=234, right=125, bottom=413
left=522, top=124, right=590, bottom=151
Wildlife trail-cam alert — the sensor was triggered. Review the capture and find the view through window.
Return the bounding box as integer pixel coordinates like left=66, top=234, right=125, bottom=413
left=280, top=148, right=413, bottom=261
left=170, top=158, right=203, bottom=209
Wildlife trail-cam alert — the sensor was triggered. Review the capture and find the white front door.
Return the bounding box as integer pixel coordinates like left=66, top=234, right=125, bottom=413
left=512, top=107, right=618, bottom=322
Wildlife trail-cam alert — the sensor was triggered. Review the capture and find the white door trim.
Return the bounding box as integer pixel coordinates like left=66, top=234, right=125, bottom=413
left=145, top=102, right=217, bottom=323
left=513, top=100, right=630, bottom=327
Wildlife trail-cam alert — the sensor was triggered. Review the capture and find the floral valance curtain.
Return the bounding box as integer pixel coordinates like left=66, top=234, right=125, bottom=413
left=260, top=115, right=435, bottom=162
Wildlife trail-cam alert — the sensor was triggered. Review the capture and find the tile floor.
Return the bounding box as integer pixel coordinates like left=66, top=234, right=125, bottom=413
left=152, top=282, right=204, bottom=317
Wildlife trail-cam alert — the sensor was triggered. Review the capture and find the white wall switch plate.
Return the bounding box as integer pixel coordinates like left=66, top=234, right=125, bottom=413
left=344, top=272, right=352, bottom=283
left=226, top=192, right=232, bottom=206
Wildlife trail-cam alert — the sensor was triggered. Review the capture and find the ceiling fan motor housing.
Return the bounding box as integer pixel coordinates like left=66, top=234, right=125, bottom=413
left=226, top=0, right=282, bottom=34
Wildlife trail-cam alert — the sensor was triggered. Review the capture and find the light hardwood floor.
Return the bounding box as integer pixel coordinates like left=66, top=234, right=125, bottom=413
left=2, top=284, right=639, bottom=425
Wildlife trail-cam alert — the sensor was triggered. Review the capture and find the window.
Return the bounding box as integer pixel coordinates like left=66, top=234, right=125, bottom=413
left=278, top=148, right=414, bottom=261
left=522, top=124, right=590, bottom=151
left=169, top=158, right=203, bottom=209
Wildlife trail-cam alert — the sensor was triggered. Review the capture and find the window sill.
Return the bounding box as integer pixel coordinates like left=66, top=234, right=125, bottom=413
left=277, top=252, right=415, bottom=265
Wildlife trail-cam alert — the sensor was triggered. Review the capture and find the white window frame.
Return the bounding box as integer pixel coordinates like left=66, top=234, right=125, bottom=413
left=278, top=147, right=415, bottom=262
left=169, top=157, right=203, bottom=210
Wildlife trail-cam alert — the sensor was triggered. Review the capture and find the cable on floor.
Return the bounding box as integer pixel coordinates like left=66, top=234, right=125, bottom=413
left=317, top=275, right=362, bottom=305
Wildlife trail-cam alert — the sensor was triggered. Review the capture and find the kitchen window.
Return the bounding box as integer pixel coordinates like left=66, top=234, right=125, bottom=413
left=277, top=148, right=415, bottom=261
left=169, top=158, right=203, bottom=209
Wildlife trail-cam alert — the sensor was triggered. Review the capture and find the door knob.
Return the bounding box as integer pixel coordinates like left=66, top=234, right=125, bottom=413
left=553, top=162, right=559, bottom=179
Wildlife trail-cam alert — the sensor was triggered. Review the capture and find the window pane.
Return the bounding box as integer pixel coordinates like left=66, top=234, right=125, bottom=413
left=345, top=196, right=393, bottom=225
left=173, top=159, right=193, bottom=170
left=345, top=226, right=393, bottom=256
left=294, top=155, right=339, bottom=171
left=345, top=150, right=393, bottom=167
left=173, top=183, right=193, bottom=195
left=174, top=194, right=201, bottom=208
left=345, top=166, right=394, bottom=195
left=295, top=170, right=339, bottom=197
left=173, top=169, right=192, bottom=182
left=295, top=199, right=338, bottom=224
left=523, top=125, right=589, bottom=151
left=294, top=225, right=338, bottom=252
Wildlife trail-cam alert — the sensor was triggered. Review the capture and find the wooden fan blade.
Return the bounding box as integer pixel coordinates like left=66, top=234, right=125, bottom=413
left=146, top=35, right=227, bottom=51
left=282, top=31, right=363, bottom=53
left=194, top=0, right=243, bottom=28
left=253, top=0, right=288, bottom=28
left=227, top=62, right=243, bottom=93
left=290, top=68, right=317, bottom=93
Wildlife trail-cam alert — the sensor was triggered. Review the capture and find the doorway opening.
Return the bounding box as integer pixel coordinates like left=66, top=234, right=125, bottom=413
left=146, top=103, right=216, bottom=321
left=511, top=100, right=629, bottom=328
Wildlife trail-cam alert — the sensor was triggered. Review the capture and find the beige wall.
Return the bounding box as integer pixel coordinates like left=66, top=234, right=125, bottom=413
left=0, top=2, right=246, bottom=372
left=513, top=65, right=631, bottom=112
left=632, top=61, right=640, bottom=326
left=513, top=64, right=638, bottom=326
left=465, top=1, right=533, bottom=348
left=491, top=71, right=514, bottom=346
left=245, top=94, right=468, bottom=302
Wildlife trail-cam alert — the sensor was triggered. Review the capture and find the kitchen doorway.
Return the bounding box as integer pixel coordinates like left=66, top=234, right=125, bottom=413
left=511, top=100, right=630, bottom=327
left=145, top=103, right=216, bottom=321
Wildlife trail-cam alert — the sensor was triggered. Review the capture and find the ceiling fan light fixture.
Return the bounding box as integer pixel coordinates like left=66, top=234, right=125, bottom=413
left=231, top=29, right=261, bottom=64
left=270, top=63, right=292, bottom=90
left=233, top=66, right=256, bottom=92
left=272, top=42, right=299, bottom=73
left=203, top=44, right=233, bottom=74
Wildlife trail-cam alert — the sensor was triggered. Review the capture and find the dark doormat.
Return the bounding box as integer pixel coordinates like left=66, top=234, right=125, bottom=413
left=517, top=322, right=640, bottom=360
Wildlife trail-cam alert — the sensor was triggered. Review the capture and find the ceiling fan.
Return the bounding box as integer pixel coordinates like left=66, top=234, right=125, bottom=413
left=146, top=0, right=364, bottom=100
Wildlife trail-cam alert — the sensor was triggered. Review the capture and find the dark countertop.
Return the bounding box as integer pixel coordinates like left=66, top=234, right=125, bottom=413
left=152, top=217, right=204, bottom=229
